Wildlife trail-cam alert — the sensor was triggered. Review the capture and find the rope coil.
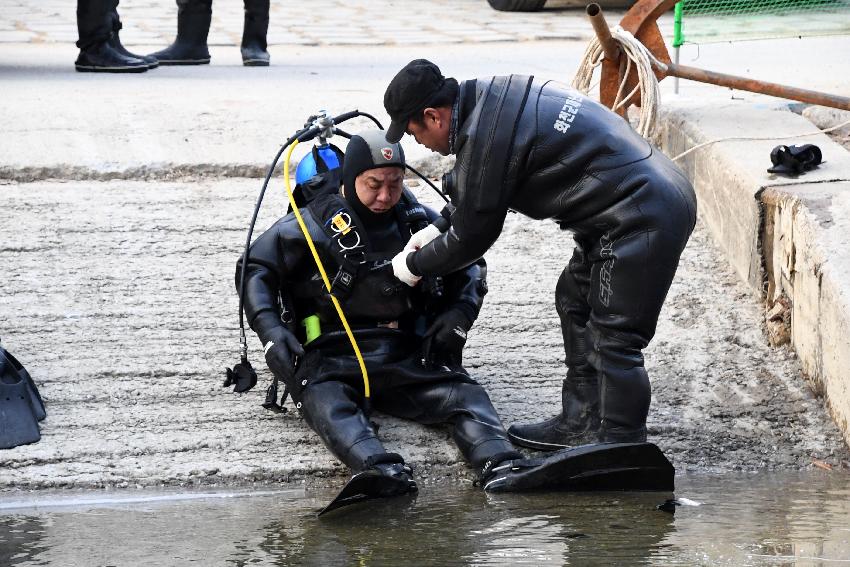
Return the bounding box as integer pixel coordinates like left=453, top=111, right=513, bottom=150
left=572, top=29, right=850, bottom=161
left=572, top=25, right=662, bottom=138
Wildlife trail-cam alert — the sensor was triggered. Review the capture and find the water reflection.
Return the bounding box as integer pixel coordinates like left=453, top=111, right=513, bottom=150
left=234, top=489, right=674, bottom=566
left=0, top=516, right=48, bottom=566
left=0, top=472, right=849, bottom=566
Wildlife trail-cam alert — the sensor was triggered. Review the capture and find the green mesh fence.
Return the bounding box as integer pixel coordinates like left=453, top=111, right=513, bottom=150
left=672, top=0, right=850, bottom=46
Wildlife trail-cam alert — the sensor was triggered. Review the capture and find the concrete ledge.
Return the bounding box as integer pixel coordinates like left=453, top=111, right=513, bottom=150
left=0, top=156, right=454, bottom=184
left=656, top=101, right=850, bottom=446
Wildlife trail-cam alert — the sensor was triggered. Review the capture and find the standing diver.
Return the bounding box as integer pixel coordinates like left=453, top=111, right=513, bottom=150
left=236, top=131, right=527, bottom=510
left=383, top=60, right=697, bottom=451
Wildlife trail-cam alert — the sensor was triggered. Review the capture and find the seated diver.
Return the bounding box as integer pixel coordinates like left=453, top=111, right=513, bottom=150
left=236, top=130, right=525, bottom=503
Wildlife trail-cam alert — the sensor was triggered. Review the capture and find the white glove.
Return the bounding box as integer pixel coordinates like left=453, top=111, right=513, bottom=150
left=408, top=223, right=442, bottom=250
left=392, top=247, right=421, bottom=287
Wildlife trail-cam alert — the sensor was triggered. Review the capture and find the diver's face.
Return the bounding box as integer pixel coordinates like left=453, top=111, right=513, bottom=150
left=406, top=107, right=451, bottom=155
left=354, top=167, right=404, bottom=213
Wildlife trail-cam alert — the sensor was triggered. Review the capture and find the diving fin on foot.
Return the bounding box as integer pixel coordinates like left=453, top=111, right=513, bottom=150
left=0, top=350, right=42, bottom=450
left=318, top=468, right=418, bottom=517
left=483, top=442, right=674, bottom=493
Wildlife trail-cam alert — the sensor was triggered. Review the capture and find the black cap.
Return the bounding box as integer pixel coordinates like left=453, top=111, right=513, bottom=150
left=342, top=130, right=406, bottom=195
left=383, top=59, right=446, bottom=143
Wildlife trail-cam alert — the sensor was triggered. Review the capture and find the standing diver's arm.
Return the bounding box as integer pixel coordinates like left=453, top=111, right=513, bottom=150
left=417, top=205, right=490, bottom=367
left=405, top=75, right=534, bottom=278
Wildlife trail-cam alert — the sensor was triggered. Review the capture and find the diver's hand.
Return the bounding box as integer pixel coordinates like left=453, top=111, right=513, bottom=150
left=392, top=247, right=421, bottom=287
left=423, top=308, right=472, bottom=368
left=262, top=326, right=304, bottom=384
left=407, top=224, right=441, bottom=250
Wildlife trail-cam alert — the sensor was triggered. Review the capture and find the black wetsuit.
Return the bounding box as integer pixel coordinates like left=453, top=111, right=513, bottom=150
left=237, top=188, right=516, bottom=471
left=408, top=75, right=698, bottom=440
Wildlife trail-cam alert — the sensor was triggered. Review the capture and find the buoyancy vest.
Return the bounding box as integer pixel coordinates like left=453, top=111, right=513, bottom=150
left=292, top=174, right=432, bottom=327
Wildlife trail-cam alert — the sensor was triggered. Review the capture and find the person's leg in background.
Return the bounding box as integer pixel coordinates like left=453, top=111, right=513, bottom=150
left=75, top=0, right=148, bottom=72
left=149, top=0, right=213, bottom=65
left=241, top=0, right=270, bottom=66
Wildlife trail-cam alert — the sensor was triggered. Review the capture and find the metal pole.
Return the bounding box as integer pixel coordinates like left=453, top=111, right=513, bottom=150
left=674, top=46, right=680, bottom=94
left=673, top=1, right=682, bottom=94
left=586, top=3, right=620, bottom=62
left=667, top=62, right=850, bottom=111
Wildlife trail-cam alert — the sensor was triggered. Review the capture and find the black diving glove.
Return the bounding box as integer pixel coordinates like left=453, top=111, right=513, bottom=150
left=260, top=326, right=304, bottom=385
left=422, top=307, right=473, bottom=369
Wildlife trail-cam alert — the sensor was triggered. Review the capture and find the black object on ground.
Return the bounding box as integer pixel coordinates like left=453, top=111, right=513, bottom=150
left=768, top=144, right=823, bottom=176
left=318, top=468, right=418, bottom=517
left=1, top=346, right=46, bottom=450
left=483, top=442, right=674, bottom=492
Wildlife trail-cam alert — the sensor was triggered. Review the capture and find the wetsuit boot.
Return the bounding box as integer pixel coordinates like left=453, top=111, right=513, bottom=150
left=150, top=0, right=212, bottom=65
left=597, top=364, right=649, bottom=443
left=507, top=374, right=599, bottom=451
left=240, top=0, right=270, bottom=66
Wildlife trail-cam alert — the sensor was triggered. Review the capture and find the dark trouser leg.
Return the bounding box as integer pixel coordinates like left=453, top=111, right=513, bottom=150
left=507, top=241, right=600, bottom=450
left=76, top=0, right=118, bottom=49
left=377, top=380, right=518, bottom=469
left=299, top=380, right=387, bottom=471
left=241, top=0, right=270, bottom=65
left=587, top=223, right=692, bottom=442
left=149, top=0, right=212, bottom=65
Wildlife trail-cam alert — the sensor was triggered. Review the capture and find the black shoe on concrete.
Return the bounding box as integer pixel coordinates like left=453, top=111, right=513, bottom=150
left=75, top=40, right=148, bottom=73
left=241, top=43, right=269, bottom=67
left=149, top=7, right=211, bottom=65
left=240, top=0, right=270, bottom=66
left=150, top=41, right=210, bottom=65
left=109, top=31, right=159, bottom=69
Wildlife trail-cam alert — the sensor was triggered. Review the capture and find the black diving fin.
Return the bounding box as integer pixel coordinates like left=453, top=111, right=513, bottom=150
left=483, top=442, right=674, bottom=493
left=0, top=348, right=42, bottom=450
left=318, top=467, right=418, bottom=517
left=2, top=347, right=45, bottom=421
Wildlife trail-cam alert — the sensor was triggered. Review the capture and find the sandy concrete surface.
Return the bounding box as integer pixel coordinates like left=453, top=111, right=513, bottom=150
left=655, top=101, right=850, bottom=447
left=2, top=0, right=850, bottom=492
left=1, top=178, right=847, bottom=491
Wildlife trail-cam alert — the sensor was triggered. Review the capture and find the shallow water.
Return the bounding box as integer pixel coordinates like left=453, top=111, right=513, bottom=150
left=2, top=472, right=850, bottom=566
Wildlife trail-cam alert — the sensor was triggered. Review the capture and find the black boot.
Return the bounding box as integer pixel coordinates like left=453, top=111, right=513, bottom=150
left=75, top=38, right=148, bottom=73
left=241, top=0, right=270, bottom=66
left=369, top=460, right=418, bottom=496
left=110, top=27, right=159, bottom=69
left=507, top=376, right=599, bottom=450
left=478, top=450, right=523, bottom=487
left=150, top=0, right=212, bottom=65
left=598, top=366, right=649, bottom=444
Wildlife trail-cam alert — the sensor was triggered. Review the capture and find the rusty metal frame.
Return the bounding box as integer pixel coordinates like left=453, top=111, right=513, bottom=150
left=589, top=0, right=850, bottom=114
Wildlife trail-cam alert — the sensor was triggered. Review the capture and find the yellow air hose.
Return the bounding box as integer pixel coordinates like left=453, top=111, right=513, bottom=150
left=282, top=140, right=371, bottom=403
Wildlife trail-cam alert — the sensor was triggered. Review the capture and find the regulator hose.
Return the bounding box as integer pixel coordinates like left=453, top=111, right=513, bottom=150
left=282, top=140, right=372, bottom=409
